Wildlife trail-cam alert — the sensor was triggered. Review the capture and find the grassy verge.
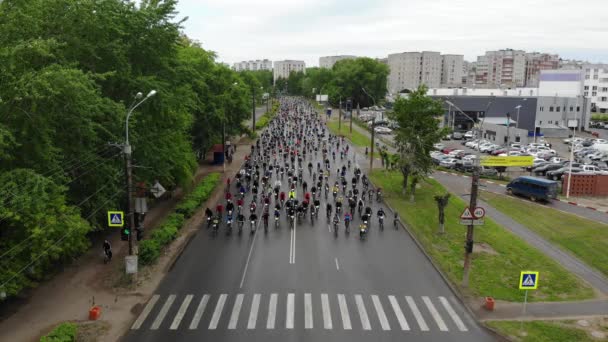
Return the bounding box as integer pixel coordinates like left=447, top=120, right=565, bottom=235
left=327, top=120, right=371, bottom=148
left=139, top=172, right=221, bottom=265
left=40, top=322, right=77, bottom=342
left=480, top=191, right=608, bottom=277
left=255, top=100, right=279, bottom=130
left=486, top=320, right=602, bottom=342
left=370, top=170, right=594, bottom=302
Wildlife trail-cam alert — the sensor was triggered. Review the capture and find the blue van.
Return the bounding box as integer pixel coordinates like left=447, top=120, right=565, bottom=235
left=506, top=176, right=558, bottom=202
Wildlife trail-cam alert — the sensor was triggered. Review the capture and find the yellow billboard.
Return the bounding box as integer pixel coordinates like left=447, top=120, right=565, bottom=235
left=480, top=156, right=534, bottom=167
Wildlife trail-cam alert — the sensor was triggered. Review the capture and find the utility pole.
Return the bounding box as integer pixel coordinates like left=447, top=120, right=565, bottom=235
left=462, top=133, right=480, bottom=287
left=351, top=103, right=358, bottom=133
left=124, top=144, right=134, bottom=255
left=252, top=86, right=256, bottom=132
left=370, top=117, right=376, bottom=171
left=338, top=98, right=342, bottom=131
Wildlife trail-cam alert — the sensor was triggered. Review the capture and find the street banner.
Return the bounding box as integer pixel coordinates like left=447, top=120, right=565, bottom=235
left=480, top=156, right=534, bottom=167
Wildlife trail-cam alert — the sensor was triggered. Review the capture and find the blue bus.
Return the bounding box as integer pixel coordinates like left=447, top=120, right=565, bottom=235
left=506, top=176, right=558, bottom=202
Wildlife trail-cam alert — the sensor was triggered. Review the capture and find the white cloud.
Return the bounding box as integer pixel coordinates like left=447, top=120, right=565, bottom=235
left=176, top=0, right=608, bottom=66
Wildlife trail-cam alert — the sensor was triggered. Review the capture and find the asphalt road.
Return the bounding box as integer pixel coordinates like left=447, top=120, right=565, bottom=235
left=125, top=106, right=495, bottom=341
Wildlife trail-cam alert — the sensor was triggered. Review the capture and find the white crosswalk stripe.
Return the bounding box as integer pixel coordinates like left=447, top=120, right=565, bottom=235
left=189, top=294, right=209, bottom=330
left=321, top=293, right=333, bottom=329
left=131, top=292, right=467, bottom=333
left=337, top=294, right=352, bottom=330
left=388, top=295, right=410, bottom=331
left=209, top=294, right=227, bottom=330
left=131, top=294, right=159, bottom=330
left=439, top=296, right=468, bottom=332
left=304, top=293, right=313, bottom=329
left=151, top=294, right=175, bottom=330
left=422, top=296, right=448, bottom=331
left=228, top=294, right=244, bottom=330
left=355, top=294, right=371, bottom=330
left=371, top=295, right=390, bottom=331
left=247, top=294, right=261, bottom=330
left=170, top=295, right=193, bottom=330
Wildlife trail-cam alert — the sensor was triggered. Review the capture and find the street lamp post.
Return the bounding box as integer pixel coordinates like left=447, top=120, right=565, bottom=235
left=362, top=87, right=378, bottom=170
left=125, top=89, right=156, bottom=256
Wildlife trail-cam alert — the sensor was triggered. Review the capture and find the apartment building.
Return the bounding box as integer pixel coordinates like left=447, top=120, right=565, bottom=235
left=233, top=59, right=273, bottom=72
left=319, top=55, right=357, bottom=69
left=524, top=53, right=560, bottom=87
left=387, top=51, right=462, bottom=94
left=583, top=64, right=608, bottom=113
left=273, top=60, right=306, bottom=82
left=474, top=49, right=527, bottom=88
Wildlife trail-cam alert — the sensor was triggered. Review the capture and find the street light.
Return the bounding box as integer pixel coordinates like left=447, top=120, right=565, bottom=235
left=124, top=89, right=157, bottom=256
left=362, top=87, right=379, bottom=170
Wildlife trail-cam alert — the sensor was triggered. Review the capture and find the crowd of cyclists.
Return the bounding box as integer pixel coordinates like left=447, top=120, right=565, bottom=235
left=204, top=97, right=398, bottom=240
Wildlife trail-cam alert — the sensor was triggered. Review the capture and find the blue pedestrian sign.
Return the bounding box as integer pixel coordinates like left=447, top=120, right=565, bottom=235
left=108, top=211, right=125, bottom=227
left=519, top=271, right=539, bottom=290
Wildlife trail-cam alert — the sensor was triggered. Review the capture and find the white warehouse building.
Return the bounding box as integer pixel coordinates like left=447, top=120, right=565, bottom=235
left=273, top=60, right=306, bottom=83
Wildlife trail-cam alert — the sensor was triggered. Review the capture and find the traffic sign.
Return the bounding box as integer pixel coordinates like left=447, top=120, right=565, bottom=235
left=473, top=207, right=486, bottom=219
left=519, top=271, right=539, bottom=290
left=460, top=219, right=484, bottom=226
left=460, top=207, right=474, bottom=220
left=108, top=211, right=125, bottom=227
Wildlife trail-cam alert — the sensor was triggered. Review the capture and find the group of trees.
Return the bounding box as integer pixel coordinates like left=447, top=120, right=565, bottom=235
left=0, top=0, right=266, bottom=297
left=276, top=58, right=389, bottom=109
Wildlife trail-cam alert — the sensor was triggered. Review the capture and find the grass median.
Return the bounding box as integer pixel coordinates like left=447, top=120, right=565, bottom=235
left=480, top=191, right=608, bottom=277
left=370, top=170, right=594, bottom=302
left=327, top=120, right=371, bottom=148
left=486, top=320, right=603, bottom=342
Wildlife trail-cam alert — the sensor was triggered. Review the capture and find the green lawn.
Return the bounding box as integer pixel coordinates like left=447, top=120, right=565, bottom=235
left=370, top=170, right=594, bottom=302
left=481, top=191, right=608, bottom=277
left=327, top=120, right=372, bottom=148
left=486, top=320, right=598, bottom=342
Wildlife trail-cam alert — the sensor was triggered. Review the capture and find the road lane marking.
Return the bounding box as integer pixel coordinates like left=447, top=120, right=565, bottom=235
left=170, top=294, right=193, bottom=330
left=422, top=296, right=448, bottom=331
left=247, top=294, right=261, bottom=329
left=239, top=220, right=260, bottom=288
left=337, top=294, right=352, bottom=330
left=208, top=294, right=227, bottom=330
left=151, top=294, right=175, bottom=330
left=335, top=257, right=340, bottom=270
left=388, top=295, right=410, bottom=331
left=405, top=296, right=429, bottom=331
left=289, top=219, right=297, bottom=264
left=267, top=293, right=277, bottom=329
left=305, top=293, right=313, bottom=329
left=189, top=294, right=210, bottom=330
left=131, top=294, right=159, bottom=330
left=321, top=293, right=333, bottom=329
left=371, top=295, right=390, bottom=331
left=327, top=224, right=331, bottom=232
left=286, top=293, right=295, bottom=329
left=228, top=294, right=244, bottom=329
left=439, top=296, right=468, bottom=331
left=355, top=294, right=371, bottom=330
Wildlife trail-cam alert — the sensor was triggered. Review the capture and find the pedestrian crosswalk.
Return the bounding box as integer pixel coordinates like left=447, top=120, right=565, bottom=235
left=131, top=292, right=470, bottom=333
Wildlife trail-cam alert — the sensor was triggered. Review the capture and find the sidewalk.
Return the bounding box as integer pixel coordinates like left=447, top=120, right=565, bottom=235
left=0, top=132, right=254, bottom=341
left=473, top=298, right=608, bottom=321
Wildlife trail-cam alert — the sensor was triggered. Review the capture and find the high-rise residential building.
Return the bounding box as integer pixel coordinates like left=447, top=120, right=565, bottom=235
left=233, top=59, right=273, bottom=72
left=524, top=52, right=560, bottom=87
left=319, top=55, right=357, bottom=69
left=273, top=60, right=306, bottom=82
left=441, top=54, right=464, bottom=87
left=474, top=49, right=527, bottom=88
left=387, top=51, right=463, bottom=93
left=583, top=64, right=608, bottom=113
left=559, top=59, right=586, bottom=70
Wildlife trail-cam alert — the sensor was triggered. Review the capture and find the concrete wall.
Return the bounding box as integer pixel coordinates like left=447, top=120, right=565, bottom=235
left=480, top=123, right=530, bottom=145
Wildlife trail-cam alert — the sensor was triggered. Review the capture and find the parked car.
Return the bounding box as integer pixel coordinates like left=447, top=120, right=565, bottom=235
left=506, top=176, right=558, bottom=202
left=533, top=163, right=564, bottom=176
left=479, top=166, right=498, bottom=176
left=546, top=166, right=583, bottom=180
left=452, top=132, right=464, bottom=140
left=432, top=154, right=449, bottom=165
left=441, top=147, right=455, bottom=154
left=439, top=158, right=459, bottom=168
left=433, top=143, right=445, bottom=151
left=491, top=148, right=507, bottom=156
left=454, top=160, right=475, bottom=172
left=464, top=131, right=475, bottom=139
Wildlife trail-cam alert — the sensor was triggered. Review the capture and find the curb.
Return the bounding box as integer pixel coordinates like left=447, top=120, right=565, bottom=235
left=553, top=198, right=608, bottom=214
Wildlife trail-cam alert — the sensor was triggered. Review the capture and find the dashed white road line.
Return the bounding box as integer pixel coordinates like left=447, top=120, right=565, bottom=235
left=439, top=296, right=468, bottom=331
left=371, top=295, right=391, bottom=331
left=227, top=294, right=244, bottom=330
left=321, top=293, right=333, bottom=329
left=406, top=296, right=429, bottom=331
left=388, top=295, right=410, bottom=331
left=355, top=294, right=371, bottom=331
left=170, top=294, right=193, bottom=330
left=286, top=293, right=295, bottom=329
left=247, top=294, right=260, bottom=329
left=266, top=293, right=277, bottom=329
left=422, top=296, right=448, bottom=331
left=335, top=257, right=340, bottom=270
left=305, top=293, right=313, bottom=329
left=240, top=220, right=260, bottom=288
left=131, top=294, right=159, bottom=330
left=151, top=294, right=175, bottom=330
left=189, top=294, right=210, bottom=330
left=208, top=294, right=227, bottom=330
left=337, top=294, right=352, bottom=330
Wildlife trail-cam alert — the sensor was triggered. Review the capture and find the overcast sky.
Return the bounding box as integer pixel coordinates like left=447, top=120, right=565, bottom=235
left=175, top=0, right=608, bottom=66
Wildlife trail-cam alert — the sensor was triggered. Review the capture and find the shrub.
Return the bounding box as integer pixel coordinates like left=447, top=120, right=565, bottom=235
left=150, top=225, right=178, bottom=246
left=139, top=239, right=161, bottom=265
left=40, top=322, right=77, bottom=342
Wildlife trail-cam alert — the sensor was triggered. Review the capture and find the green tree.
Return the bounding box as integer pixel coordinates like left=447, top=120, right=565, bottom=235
left=390, top=86, right=449, bottom=200
left=328, top=58, right=389, bottom=108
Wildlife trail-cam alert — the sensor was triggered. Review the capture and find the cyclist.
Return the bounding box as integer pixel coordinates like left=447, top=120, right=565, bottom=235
left=103, top=240, right=112, bottom=262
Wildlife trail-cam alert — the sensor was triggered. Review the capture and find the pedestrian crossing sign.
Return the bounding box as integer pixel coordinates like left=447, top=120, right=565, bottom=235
left=108, top=211, right=125, bottom=227
left=519, top=271, right=539, bottom=290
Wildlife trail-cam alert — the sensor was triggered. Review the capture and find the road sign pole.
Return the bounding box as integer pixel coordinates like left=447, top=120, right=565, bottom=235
left=462, top=162, right=480, bottom=287
left=520, top=289, right=528, bottom=332
left=124, top=144, right=134, bottom=256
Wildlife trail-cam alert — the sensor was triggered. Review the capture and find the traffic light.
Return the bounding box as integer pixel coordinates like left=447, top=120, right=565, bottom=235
left=136, top=227, right=144, bottom=241
left=121, top=226, right=130, bottom=241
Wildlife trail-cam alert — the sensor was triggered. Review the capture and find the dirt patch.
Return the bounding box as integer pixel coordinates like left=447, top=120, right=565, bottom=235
left=557, top=317, right=608, bottom=340
left=474, top=242, right=499, bottom=255
left=76, top=320, right=111, bottom=342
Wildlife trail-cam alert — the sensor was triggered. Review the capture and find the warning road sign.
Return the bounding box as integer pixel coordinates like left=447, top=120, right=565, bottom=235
left=108, top=211, right=125, bottom=227
left=460, top=207, right=474, bottom=220
left=519, top=271, right=539, bottom=290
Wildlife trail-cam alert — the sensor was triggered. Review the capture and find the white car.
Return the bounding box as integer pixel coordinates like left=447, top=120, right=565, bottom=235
left=593, top=139, right=608, bottom=144
left=448, top=149, right=465, bottom=158
left=462, top=154, right=478, bottom=161
left=480, top=144, right=499, bottom=153
left=464, top=131, right=475, bottom=139
left=550, top=157, right=564, bottom=164
left=374, top=126, right=393, bottom=134
left=439, top=158, right=458, bottom=168
left=433, top=143, right=445, bottom=151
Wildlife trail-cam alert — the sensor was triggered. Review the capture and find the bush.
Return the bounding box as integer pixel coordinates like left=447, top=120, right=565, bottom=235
left=175, top=173, right=220, bottom=218
left=40, top=322, right=77, bottom=342
left=139, top=239, right=161, bottom=265
left=150, top=225, right=178, bottom=246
